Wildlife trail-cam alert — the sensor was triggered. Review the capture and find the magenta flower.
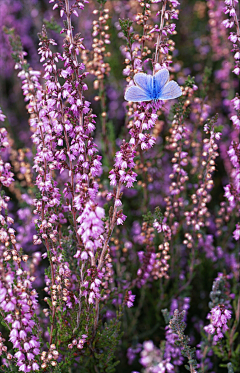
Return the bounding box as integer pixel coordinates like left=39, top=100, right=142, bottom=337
left=19, top=330, right=27, bottom=340
left=32, top=363, right=39, bottom=371
left=126, top=291, right=136, bottom=308
left=19, top=364, right=27, bottom=372
left=24, top=342, right=31, bottom=352
left=233, top=224, right=240, bottom=240
left=204, top=305, right=231, bottom=344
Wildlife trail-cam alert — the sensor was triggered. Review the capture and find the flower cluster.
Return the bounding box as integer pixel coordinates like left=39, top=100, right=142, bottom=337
left=222, top=0, right=240, bottom=75
left=233, top=222, right=240, bottom=240
left=82, top=267, right=103, bottom=305
left=108, top=102, right=160, bottom=238
left=40, top=344, right=59, bottom=369
left=204, top=274, right=232, bottom=344
left=109, top=104, right=159, bottom=186
left=153, top=217, right=171, bottom=237
left=224, top=141, right=240, bottom=214
left=0, top=125, right=14, bottom=187
left=125, top=290, right=136, bottom=308
left=152, top=0, right=180, bottom=70
left=68, top=333, right=87, bottom=350
left=75, top=202, right=105, bottom=262
left=204, top=305, right=232, bottom=344
left=127, top=343, right=142, bottom=365
left=221, top=0, right=240, bottom=245
left=139, top=340, right=174, bottom=373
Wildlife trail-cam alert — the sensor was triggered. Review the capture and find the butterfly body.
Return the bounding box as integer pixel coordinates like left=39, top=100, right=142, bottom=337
left=152, top=77, right=160, bottom=100
left=124, top=69, right=182, bottom=102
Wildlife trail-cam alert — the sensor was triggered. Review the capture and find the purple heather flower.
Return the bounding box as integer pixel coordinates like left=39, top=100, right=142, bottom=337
left=32, top=363, right=39, bottom=371
left=139, top=340, right=175, bottom=373
left=233, top=224, right=240, bottom=240
left=19, top=364, right=27, bottom=372
left=19, top=330, right=27, bottom=339
left=127, top=344, right=142, bottom=365
left=126, top=291, right=136, bottom=308
left=204, top=305, right=232, bottom=344
left=24, top=342, right=31, bottom=352
left=0, top=108, right=6, bottom=122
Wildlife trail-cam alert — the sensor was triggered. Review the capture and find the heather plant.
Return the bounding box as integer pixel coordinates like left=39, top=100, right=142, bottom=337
left=0, top=0, right=239, bottom=373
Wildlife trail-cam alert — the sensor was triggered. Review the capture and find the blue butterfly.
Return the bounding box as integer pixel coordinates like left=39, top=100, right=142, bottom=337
left=124, top=69, right=182, bottom=102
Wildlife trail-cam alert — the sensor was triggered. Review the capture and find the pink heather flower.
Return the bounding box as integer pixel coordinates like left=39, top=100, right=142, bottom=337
left=127, top=344, right=142, bottom=365
left=0, top=288, right=7, bottom=302
left=27, top=352, right=35, bottom=360
left=204, top=323, right=214, bottom=333
left=123, top=67, right=131, bottom=76
left=117, top=213, right=127, bottom=225
left=19, top=364, right=27, bottom=372
left=12, top=320, right=21, bottom=329
left=224, top=0, right=238, bottom=4
left=115, top=199, right=122, bottom=207
left=170, top=0, right=180, bottom=6
left=5, top=301, right=15, bottom=311
left=81, top=251, right=88, bottom=260
left=228, top=143, right=239, bottom=167
left=228, top=33, right=238, bottom=43
left=234, top=51, right=240, bottom=59
left=126, top=290, right=136, bottom=308
left=143, top=340, right=154, bottom=352
left=19, top=330, right=27, bottom=339
left=204, top=305, right=232, bottom=344
left=0, top=108, right=6, bottom=121
left=24, top=342, right=31, bottom=351
left=166, top=362, right=175, bottom=372
left=5, top=315, right=13, bottom=324
left=232, top=96, right=240, bottom=110
left=29, top=339, right=39, bottom=349
left=233, top=224, right=240, bottom=240
left=233, top=67, right=240, bottom=75
left=15, top=351, right=25, bottom=360
left=139, top=341, right=175, bottom=372
left=222, top=19, right=234, bottom=28
left=224, top=184, right=235, bottom=207
left=153, top=218, right=171, bottom=236
left=76, top=202, right=105, bottom=255
left=10, top=329, right=18, bottom=338
left=32, top=363, right=39, bottom=371
left=229, top=8, right=236, bottom=16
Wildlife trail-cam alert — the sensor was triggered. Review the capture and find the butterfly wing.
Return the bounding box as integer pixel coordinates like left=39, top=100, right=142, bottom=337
left=134, top=73, right=153, bottom=95
left=124, top=86, right=151, bottom=102
left=153, top=69, right=169, bottom=94
left=157, top=80, right=182, bottom=100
